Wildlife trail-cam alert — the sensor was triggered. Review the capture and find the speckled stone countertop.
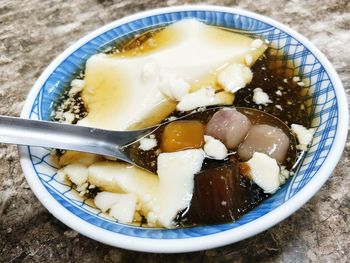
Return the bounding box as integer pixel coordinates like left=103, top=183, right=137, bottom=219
left=0, top=0, right=349, bottom=262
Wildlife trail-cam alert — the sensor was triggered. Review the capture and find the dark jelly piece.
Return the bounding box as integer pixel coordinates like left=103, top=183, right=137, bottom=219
left=184, top=160, right=259, bottom=224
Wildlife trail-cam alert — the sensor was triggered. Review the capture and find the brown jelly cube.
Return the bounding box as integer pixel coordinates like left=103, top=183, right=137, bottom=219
left=185, top=160, right=253, bottom=224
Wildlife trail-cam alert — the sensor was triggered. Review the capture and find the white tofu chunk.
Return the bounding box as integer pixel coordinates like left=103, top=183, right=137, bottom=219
left=109, top=195, right=137, bottom=224
left=246, top=152, right=281, bottom=194
left=252, top=88, right=272, bottom=105
left=94, top=192, right=121, bottom=213
left=88, top=162, right=159, bottom=196
left=155, top=149, right=205, bottom=227
left=217, top=64, right=253, bottom=93
left=64, top=163, right=88, bottom=186
left=94, top=192, right=137, bottom=223
left=203, top=135, right=228, bottom=160
left=176, top=87, right=233, bottom=111
left=79, top=19, right=267, bottom=130
left=138, top=137, right=158, bottom=151
left=291, top=124, right=316, bottom=151
left=87, top=149, right=205, bottom=228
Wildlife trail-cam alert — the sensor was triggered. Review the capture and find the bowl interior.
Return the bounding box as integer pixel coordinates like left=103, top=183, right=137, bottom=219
left=21, top=9, right=339, bottom=240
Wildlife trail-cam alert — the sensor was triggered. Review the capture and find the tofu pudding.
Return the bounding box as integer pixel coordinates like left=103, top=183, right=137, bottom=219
left=52, top=19, right=315, bottom=228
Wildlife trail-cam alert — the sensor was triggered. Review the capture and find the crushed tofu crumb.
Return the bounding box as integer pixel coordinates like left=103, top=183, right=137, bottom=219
left=64, top=163, right=88, bottom=186
left=52, top=82, right=87, bottom=124
left=217, top=64, right=253, bottom=93
left=292, top=76, right=300, bottom=82
left=62, top=112, right=75, bottom=124
left=176, top=87, right=233, bottom=111
left=252, top=88, right=272, bottom=105
left=291, top=124, right=316, bottom=151
left=94, top=192, right=137, bottom=223
left=203, top=135, right=228, bottom=160
left=275, top=105, right=283, bottom=111
left=69, top=79, right=85, bottom=95
left=139, top=137, right=158, bottom=151
left=76, top=182, right=88, bottom=192
left=279, top=166, right=290, bottom=184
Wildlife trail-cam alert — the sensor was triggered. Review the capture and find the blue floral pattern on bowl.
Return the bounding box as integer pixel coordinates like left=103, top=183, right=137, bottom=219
left=23, top=9, right=338, bottom=239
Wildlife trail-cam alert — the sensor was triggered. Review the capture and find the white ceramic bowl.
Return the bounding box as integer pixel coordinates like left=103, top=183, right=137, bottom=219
left=19, top=5, right=348, bottom=253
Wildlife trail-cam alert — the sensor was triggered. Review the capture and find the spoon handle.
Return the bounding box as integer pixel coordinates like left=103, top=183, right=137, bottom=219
left=0, top=115, right=152, bottom=161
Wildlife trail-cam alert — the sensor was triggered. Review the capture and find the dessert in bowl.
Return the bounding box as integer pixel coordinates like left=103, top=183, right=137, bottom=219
left=19, top=5, right=348, bottom=252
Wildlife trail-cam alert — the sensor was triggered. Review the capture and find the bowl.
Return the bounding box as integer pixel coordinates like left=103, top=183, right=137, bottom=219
left=19, top=5, right=348, bottom=253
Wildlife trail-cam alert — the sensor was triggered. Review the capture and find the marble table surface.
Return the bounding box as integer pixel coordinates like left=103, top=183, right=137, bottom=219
left=0, top=0, right=349, bottom=262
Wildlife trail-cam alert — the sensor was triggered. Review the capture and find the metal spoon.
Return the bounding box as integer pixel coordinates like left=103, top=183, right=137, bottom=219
left=0, top=107, right=303, bottom=172
left=0, top=115, right=157, bottom=163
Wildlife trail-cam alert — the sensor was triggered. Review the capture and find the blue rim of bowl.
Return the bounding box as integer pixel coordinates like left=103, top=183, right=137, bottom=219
left=19, top=5, right=348, bottom=253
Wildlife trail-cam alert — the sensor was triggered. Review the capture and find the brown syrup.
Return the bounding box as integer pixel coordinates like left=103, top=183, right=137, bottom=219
left=54, top=27, right=310, bottom=227
left=234, top=54, right=309, bottom=127
left=121, top=31, right=309, bottom=226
